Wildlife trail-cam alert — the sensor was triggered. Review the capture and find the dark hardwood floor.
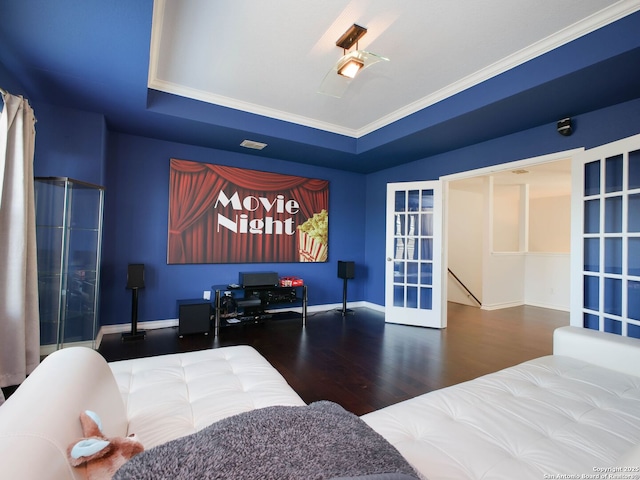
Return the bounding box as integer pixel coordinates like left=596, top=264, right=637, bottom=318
left=98, top=303, right=569, bottom=416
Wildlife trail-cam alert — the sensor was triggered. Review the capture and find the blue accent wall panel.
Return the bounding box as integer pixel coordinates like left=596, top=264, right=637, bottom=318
left=100, top=133, right=366, bottom=325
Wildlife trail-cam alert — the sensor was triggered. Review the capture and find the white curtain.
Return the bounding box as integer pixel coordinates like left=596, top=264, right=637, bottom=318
left=0, top=91, right=40, bottom=388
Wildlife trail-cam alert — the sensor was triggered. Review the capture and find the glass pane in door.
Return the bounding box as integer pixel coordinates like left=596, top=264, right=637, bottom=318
left=629, top=150, right=640, bottom=189
left=585, top=160, right=600, bottom=196
left=629, top=194, right=640, bottom=232
left=604, top=238, right=622, bottom=274
left=605, top=154, right=623, bottom=193
left=392, top=188, right=435, bottom=309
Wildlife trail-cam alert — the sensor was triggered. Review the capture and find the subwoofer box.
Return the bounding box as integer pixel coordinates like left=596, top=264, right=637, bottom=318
left=177, top=300, right=212, bottom=337
left=239, top=271, right=279, bottom=287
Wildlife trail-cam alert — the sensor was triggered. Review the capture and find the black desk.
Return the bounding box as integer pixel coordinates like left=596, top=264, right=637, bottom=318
left=212, top=284, right=307, bottom=336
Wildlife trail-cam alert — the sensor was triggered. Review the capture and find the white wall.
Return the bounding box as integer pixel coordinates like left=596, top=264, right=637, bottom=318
left=482, top=252, right=527, bottom=309
left=447, top=170, right=570, bottom=312
left=492, top=185, right=521, bottom=252
left=447, top=187, right=483, bottom=306
left=525, top=194, right=571, bottom=311
left=524, top=253, right=570, bottom=310
left=529, top=195, right=570, bottom=253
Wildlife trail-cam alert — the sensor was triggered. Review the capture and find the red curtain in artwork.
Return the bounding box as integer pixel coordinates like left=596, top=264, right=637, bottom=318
left=168, top=159, right=328, bottom=264
left=168, top=160, right=226, bottom=263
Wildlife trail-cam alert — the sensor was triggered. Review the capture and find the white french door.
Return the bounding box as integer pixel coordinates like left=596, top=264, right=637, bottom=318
left=571, top=133, right=640, bottom=338
left=385, top=181, right=444, bottom=328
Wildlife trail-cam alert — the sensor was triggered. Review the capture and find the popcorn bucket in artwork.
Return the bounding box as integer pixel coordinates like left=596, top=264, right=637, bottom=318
left=297, top=209, right=328, bottom=262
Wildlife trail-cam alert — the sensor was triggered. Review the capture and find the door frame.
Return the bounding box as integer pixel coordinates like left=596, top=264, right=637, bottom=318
left=440, top=147, right=585, bottom=313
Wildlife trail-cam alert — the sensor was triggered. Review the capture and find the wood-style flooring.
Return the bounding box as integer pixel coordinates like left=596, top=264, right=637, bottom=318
left=98, top=303, right=569, bottom=416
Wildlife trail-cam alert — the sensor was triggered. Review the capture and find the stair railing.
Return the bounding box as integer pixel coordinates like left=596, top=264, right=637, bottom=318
left=447, top=268, right=481, bottom=306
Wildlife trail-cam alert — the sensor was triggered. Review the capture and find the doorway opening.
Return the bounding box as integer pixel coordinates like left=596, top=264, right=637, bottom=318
left=441, top=149, right=582, bottom=312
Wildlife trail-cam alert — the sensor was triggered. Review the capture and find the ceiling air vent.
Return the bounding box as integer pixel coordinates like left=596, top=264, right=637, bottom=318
left=240, top=140, right=267, bottom=150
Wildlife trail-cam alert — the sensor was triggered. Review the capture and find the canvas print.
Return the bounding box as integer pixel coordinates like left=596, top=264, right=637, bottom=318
left=167, top=159, right=329, bottom=264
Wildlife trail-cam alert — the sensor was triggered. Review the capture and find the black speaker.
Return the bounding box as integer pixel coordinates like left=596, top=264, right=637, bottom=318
left=337, top=261, right=355, bottom=280
left=239, top=271, right=279, bottom=287
left=178, top=300, right=212, bottom=337
left=127, top=264, right=145, bottom=289
left=123, top=263, right=146, bottom=341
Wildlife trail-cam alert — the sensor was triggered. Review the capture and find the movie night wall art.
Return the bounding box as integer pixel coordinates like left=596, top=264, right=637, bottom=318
left=167, top=159, right=329, bottom=264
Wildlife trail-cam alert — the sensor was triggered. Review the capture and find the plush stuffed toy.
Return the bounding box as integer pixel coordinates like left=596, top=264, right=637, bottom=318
left=67, top=410, right=144, bottom=480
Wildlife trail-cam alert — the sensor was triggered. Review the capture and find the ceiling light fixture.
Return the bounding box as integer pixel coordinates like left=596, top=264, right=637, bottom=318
left=337, top=57, right=364, bottom=78
left=336, top=24, right=367, bottom=78
left=318, top=23, right=389, bottom=97
left=336, top=24, right=368, bottom=50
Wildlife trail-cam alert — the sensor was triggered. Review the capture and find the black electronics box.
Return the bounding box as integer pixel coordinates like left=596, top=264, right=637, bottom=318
left=244, top=287, right=297, bottom=306
left=239, top=271, right=279, bottom=288
left=177, top=299, right=212, bottom=337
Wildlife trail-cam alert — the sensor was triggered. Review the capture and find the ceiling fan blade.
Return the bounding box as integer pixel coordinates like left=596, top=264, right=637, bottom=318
left=317, top=50, right=390, bottom=98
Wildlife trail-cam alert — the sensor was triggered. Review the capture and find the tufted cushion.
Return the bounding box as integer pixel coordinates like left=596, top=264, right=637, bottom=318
left=108, top=346, right=305, bottom=449
left=362, top=355, right=640, bottom=480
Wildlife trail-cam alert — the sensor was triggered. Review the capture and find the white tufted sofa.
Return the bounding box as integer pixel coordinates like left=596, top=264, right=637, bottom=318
left=362, top=326, right=640, bottom=479
left=0, top=345, right=304, bottom=479
left=1, top=327, right=639, bottom=480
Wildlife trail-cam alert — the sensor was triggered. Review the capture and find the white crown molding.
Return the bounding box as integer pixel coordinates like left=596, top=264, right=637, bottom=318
left=148, top=78, right=361, bottom=138
left=147, top=0, right=165, bottom=91
left=356, top=1, right=640, bottom=137
left=149, top=1, right=640, bottom=140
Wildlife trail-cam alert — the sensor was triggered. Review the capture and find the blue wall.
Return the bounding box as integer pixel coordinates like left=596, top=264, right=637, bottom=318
left=0, top=61, right=27, bottom=97
left=363, top=97, right=640, bottom=305
left=32, top=102, right=107, bottom=186
left=4, top=57, right=640, bottom=327
left=100, top=133, right=367, bottom=325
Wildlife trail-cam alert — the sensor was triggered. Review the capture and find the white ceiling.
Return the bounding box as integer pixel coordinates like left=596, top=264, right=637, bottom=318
left=148, top=0, right=632, bottom=138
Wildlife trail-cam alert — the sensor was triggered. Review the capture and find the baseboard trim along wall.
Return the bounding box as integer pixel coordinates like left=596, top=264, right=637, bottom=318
left=93, top=301, right=380, bottom=348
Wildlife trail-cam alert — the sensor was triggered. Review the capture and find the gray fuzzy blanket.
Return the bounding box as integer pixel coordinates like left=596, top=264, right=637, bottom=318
left=114, top=401, right=418, bottom=480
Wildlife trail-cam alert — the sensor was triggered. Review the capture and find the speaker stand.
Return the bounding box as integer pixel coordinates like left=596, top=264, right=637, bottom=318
left=122, top=287, right=146, bottom=341
left=336, top=277, right=354, bottom=316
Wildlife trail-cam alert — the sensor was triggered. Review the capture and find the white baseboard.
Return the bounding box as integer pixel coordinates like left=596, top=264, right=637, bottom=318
left=361, top=301, right=384, bottom=312
left=40, top=340, right=95, bottom=357
left=59, top=299, right=563, bottom=352
left=523, top=301, right=570, bottom=313
left=98, top=318, right=179, bottom=336
left=95, top=301, right=382, bottom=348
left=481, top=301, right=524, bottom=311
left=96, top=318, right=179, bottom=347
left=481, top=300, right=570, bottom=312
